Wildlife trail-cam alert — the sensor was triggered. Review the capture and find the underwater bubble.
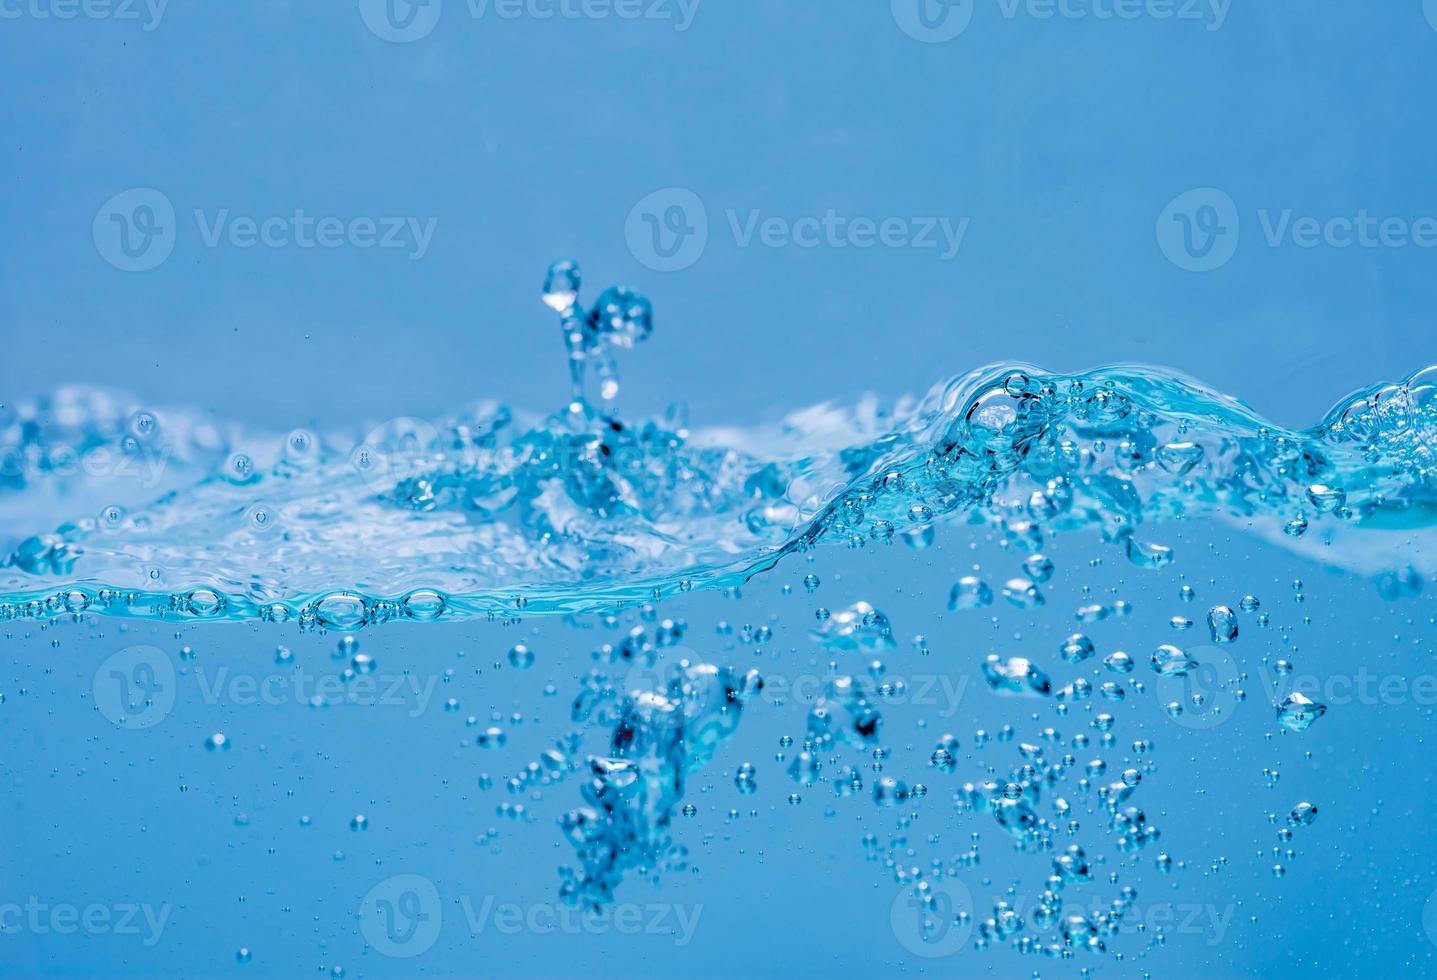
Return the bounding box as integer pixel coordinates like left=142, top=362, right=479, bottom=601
left=809, top=601, right=895, bottom=653
left=873, top=776, right=909, bottom=807
left=1126, top=538, right=1173, bottom=569
left=901, top=525, right=935, bottom=549
left=1376, top=567, right=1424, bottom=601
left=350, top=815, right=368, bottom=831
left=1150, top=644, right=1197, bottom=677
left=1208, top=605, right=1239, bottom=643
left=1284, top=517, right=1309, bottom=538
left=204, top=733, right=230, bottom=752
left=1276, top=693, right=1327, bottom=733
left=787, top=751, right=822, bottom=787
left=1060, top=633, right=1095, bottom=664
left=1001, top=577, right=1045, bottom=608
left=1023, top=554, right=1055, bottom=584
left=735, top=763, right=758, bottom=795
left=1157, top=441, right=1205, bottom=475
left=1240, top=595, right=1261, bottom=612
left=948, top=576, right=993, bottom=611
left=477, top=727, right=508, bottom=749
left=1288, top=802, right=1318, bottom=827
left=982, top=655, right=1052, bottom=698
left=350, top=653, right=376, bottom=675
left=508, top=644, right=535, bottom=669
left=1103, top=650, right=1135, bottom=674
left=1306, top=484, right=1346, bottom=514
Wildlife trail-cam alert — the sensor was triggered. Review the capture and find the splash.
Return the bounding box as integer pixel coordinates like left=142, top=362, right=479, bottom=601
left=4, top=264, right=1430, bottom=963
left=2, top=295, right=1432, bottom=627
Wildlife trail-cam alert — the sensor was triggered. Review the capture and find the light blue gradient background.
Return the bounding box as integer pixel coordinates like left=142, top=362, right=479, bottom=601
left=3, top=2, right=1436, bottom=430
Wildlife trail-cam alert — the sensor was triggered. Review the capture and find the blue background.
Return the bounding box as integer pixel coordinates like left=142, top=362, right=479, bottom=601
left=4, top=2, right=1437, bottom=978
left=4, top=2, right=1437, bottom=431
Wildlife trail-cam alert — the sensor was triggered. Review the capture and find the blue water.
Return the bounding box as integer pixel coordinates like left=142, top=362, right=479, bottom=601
left=2, top=265, right=1437, bottom=976
left=7, top=5, right=1437, bottom=978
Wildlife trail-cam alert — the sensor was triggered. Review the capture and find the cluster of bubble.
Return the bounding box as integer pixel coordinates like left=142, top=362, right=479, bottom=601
left=558, top=656, right=763, bottom=909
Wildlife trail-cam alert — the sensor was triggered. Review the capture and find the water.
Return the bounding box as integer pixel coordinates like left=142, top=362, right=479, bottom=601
left=2, top=264, right=1437, bottom=976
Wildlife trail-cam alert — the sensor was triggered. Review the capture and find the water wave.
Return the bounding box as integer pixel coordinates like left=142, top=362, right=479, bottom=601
left=2, top=351, right=1434, bottom=626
